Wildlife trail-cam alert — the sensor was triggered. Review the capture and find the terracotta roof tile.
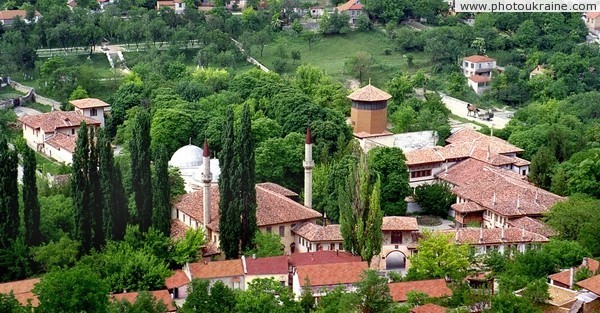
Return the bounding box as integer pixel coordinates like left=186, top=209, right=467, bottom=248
left=587, top=12, right=600, bottom=19
left=546, top=284, right=577, bottom=307
left=170, top=219, right=190, bottom=240
left=347, top=85, right=392, bottom=102
left=451, top=202, right=485, bottom=213
left=244, top=255, right=288, bottom=275
left=577, top=274, right=600, bottom=296
left=289, top=250, right=362, bottom=267
left=297, top=261, right=368, bottom=287
left=337, top=0, right=364, bottom=12
left=445, top=227, right=549, bottom=245
left=111, top=290, right=176, bottom=312
left=463, top=55, right=495, bottom=63
left=18, top=111, right=100, bottom=133
left=0, top=278, right=40, bottom=307
left=381, top=216, right=419, bottom=231
left=445, top=128, right=523, bottom=154
left=0, top=10, right=41, bottom=20
left=405, top=148, right=445, bottom=165
left=45, top=133, right=77, bottom=153
left=256, top=182, right=298, bottom=197
left=507, top=217, right=557, bottom=237
left=388, top=279, right=452, bottom=302
left=188, top=259, right=244, bottom=279
left=292, top=222, right=343, bottom=242
left=165, top=270, right=190, bottom=289
left=468, top=75, right=491, bottom=83
left=549, top=258, right=600, bottom=287
left=69, top=98, right=110, bottom=109
left=411, top=303, right=447, bottom=313
left=353, top=131, right=393, bottom=139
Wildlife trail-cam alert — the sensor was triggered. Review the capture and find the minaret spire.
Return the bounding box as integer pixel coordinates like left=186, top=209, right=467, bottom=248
left=201, top=139, right=213, bottom=237
left=303, top=127, right=314, bottom=209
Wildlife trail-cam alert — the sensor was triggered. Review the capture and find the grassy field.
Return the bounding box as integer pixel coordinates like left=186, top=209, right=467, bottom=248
left=254, top=29, right=433, bottom=87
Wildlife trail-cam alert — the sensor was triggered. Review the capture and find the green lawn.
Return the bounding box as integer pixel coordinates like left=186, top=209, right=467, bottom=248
left=22, top=102, right=53, bottom=113
left=254, top=30, right=433, bottom=87
left=0, top=86, right=25, bottom=100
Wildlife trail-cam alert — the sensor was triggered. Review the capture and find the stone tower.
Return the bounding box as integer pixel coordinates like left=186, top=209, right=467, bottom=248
left=303, top=127, right=314, bottom=209
left=201, top=139, right=212, bottom=233
left=348, top=84, right=392, bottom=135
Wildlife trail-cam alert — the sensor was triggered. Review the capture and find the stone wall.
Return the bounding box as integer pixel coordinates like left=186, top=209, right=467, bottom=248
left=8, top=79, right=61, bottom=111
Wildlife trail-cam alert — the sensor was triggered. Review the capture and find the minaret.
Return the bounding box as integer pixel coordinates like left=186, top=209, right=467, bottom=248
left=303, top=127, right=314, bottom=209
left=201, top=140, right=212, bottom=234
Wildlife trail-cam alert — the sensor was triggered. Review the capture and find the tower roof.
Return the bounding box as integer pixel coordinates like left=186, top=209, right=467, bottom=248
left=305, top=126, right=312, bottom=144
left=203, top=139, right=210, bottom=157
left=347, top=84, right=392, bottom=102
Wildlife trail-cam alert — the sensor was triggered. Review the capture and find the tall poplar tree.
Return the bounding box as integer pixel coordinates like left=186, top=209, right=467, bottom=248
left=72, top=123, right=92, bottom=253
left=0, top=138, right=19, bottom=249
left=219, top=107, right=240, bottom=259
left=88, top=127, right=104, bottom=250
left=111, top=164, right=128, bottom=240
left=236, top=104, right=257, bottom=252
left=152, top=145, right=171, bottom=236
left=22, top=146, right=42, bottom=247
left=130, top=109, right=153, bottom=232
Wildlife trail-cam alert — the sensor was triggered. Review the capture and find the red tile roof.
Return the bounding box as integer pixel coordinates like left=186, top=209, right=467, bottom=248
left=337, top=0, right=364, bottom=12
left=188, top=259, right=244, bottom=279
left=244, top=255, right=288, bottom=275
left=297, top=261, right=368, bottom=287
left=111, top=290, right=176, bottom=312
left=549, top=258, right=600, bottom=287
left=18, top=111, right=100, bottom=133
left=438, top=158, right=564, bottom=218
left=256, top=182, right=298, bottom=197
left=451, top=202, right=485, bottom=213
left=507, top=217, right=556, bottom=237
left=446, top=227, right=549, bottom=245
left=382, top=216, right=419, bottom=231
left=0, top=278, right=40, bottom=307
left=587, top=12, right=600, bottom=19
left=0, top=10, right=41, bottom=21
left=165, top=270, right=190, bottom=289
left=445, top=128, right=523, bottom=154
left=577, top=274, right=600, bottom=296
left=173, top=184, right=322, bottom=232
left=411, top=303, right=447, bottom=313
left=45, top=133, right=77, bottom=153
left=468, top=75, right=491, bottom=83
left=463, top=55, right=495, bottom=63
left=388, top=279, right=452, bottom=302
left=292, top=222, right=343, bottom=242
left=170, top=219, right=190, bottom=240
left=69, top=98, right=110, bottom=109
left=347, top=84, right=392, bottom=102
left=289, top=250, right=362, bottom=267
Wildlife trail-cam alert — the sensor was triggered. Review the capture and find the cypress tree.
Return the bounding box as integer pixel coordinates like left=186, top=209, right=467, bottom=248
left=88, top=127, right=104, bottom=250
left=130, top=109, right=153, bottom=232
left=219, top=107, right=240, bottom=259
left=111, top=164, right=128, bottom=240
left=236, top=104, right=257, bottom=252
left=72, top=123, right=92, bottom=253
left=152, top=145, right=171, bottom=236
left=0, top=138, right=19, bottom=249
left=22, top=147, right=42, bottom=247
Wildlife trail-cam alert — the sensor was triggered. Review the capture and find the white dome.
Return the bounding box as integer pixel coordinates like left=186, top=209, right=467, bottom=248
left=169, top=144, right=204, bottom=168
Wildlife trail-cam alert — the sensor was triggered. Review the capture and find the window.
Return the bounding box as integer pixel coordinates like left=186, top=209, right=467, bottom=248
left=90, top=108, right=97, bottom=116
left=470, top=63, right=474, bottom=68
left=330, top=244, right=335, bottom=250
left=266, top=227, right=272, bottom=233
left=410, top=170, right=432, bottom=179
left=279, top=226, right=285, bottom=237
left=391, top=231, right=403, bottom=244
left=522, top=169, right=526, bottom=175
left=72, top=129, right=75, bottom=135
left=339, top=243, right=343, bottom=251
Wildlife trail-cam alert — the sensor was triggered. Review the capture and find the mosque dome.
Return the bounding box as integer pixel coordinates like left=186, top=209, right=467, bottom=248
left=169, top=144, right=203, bottom=168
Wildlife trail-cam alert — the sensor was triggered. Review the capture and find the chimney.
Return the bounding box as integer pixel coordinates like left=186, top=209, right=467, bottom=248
left=303, top=127, right=315, bottom=209
left=569, top=267, right=575, bottom=289
left=583, top=257, right=589, bottom=267
left=201, top=140, right=213, bottom=237
left=241, top=255, right=247, bottom=274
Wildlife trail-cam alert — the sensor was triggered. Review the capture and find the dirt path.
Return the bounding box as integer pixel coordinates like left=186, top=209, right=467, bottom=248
left=439, top=93, right=512, bottom=129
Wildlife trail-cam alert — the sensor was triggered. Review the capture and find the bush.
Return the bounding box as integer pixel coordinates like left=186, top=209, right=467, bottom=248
left=383, top=48, right=392, bottom=55
left=273, top=58, right=288, bottom=74
left=414, top=183, right=454, bottom=218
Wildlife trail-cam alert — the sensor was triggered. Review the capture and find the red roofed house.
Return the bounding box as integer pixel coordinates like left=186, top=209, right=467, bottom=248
left=575, top=274, right=600, bottom=312
left=111, top=290, right=177, bottom=312
left=585, top=12, right=600, bottom=33
left=184, top=259, right=245, bottom=289
left=69, top=98, right=111, bottom=127
left=0, top=10, right=41, bottom=26
left=461, top=55, right=496, bottom=94
left=292, top=261, right=368, bottom=299
left=165, top=269, right=190, bottom=300
left=0, top=278, right=40, bottom=307
left=288, top=250, right=363, bottom=268
left=549, top=258, right=600, bottom=289
left=292, top=222, right=343, bottom=253
left=243, top=255, right=289, bottom=289
left=380, top=216, right=419, bottom=272
left=156, top=0, right=186, bottom=14
left=337, top=0, right=364, bottom=25
left=411, top=303, right=448, bottom=313
left=448, top=227, right=548, bottom=255
left=18, top=111, right=101, bottom=164
left=388, top=279, right=452, bottom=302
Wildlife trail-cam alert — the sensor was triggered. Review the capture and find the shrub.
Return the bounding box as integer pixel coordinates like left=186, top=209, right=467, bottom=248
left=414, top=183, right=454, bottom=218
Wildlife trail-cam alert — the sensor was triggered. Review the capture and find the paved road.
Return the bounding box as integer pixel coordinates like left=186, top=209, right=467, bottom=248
left=439, top=93, right=512, bottom=129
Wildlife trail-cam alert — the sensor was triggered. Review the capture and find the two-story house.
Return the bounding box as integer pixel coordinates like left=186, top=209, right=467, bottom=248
left=292, top=261, right=368, bottom=299
left=336, top=0, right=363, bottom=25
left=0, top=10, right=41, bottom=26
left=156, top=0, right=185, bottom=14
left=291, top=222, right=343, bottom=253
left=447, top=227, right=549, bottom=255
left=380, top=216, right=419, bottom=271
left=585, top=12, right=600, bottom=33
left=461, top=55, right=496, bottom=94
left=69, top=98, right=110, bottom=127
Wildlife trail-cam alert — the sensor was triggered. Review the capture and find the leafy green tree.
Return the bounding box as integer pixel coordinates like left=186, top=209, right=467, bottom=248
left=356, top=269, right=392, bottom=313
left=108, top=291, right=168, bottom=313
left=540, top=239, right=590, bottom=269
left=346, top=51, right=373, bottom=84
left=407, top=231, right=470, bottom=281
left=88, top=127, right=105, bottom=250
left=301, top=30, right=320, bottom=51
left=0, top=292, right=29, bottom=313
left=130, top=109, right=153, bottom=232
left=529, top=146, right=558, bottom=190
left=180, top=279, right=210, bottom=313
left=72, top=123, right=93, bottom=252
left=171, top=228, right=206, bottom=266
left=414, top=183, right=455, bottom=218
left=318, top=11, right=350, bottom=35
left=69, top=85, right=89, bottom=101
left=32, top=235, right=80, bottom=272
left=315, top=285, right=360, bottom=313
left=0, top=138, right=19, bottom=249
left=356, top=13, right=372, bottom=32
left=150, top=108, right=194, bottom=156
left=522, top=278, right=549, bottom=305
left=236, top=278, right=302, bottom=313
left=489, top=293, right=541, bottom=313
left=34, top=266, right=109, bottom=313
left=299, top=278, right=315, bottom=313
left=237, top=104, right=258, bottom=253
left=244, top=231, right=283, bottom=258
left=152, top=146, right=171, bottom=236
left=406, top=290, right=429, bottom=307
left=255, top=132, right=304, bottom=190
left=367, top=147, right=411, bottom=216
left=363, top=0, right=409, bottom=23
left=39, top=194, right=75, bottom=242
left=22, top=146, right=42, bottom=246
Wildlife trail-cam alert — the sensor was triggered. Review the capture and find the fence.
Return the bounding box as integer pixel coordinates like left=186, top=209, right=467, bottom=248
left=7, top=79, right=62, bottom=111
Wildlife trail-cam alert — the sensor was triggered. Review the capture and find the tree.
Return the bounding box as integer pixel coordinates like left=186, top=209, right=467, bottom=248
left=356, top=269, right=393, bottom=313
left=489, top=293, right=541, bottom=313
left=152, top=146, right=171, bottom=236
left=244, top=232, right=283, bottom=258
left=291, top=50, right=301, bottom=64
left=130, top=109, right=153, bottom=232
left=88, top=127, right=104, bottom=250
left=346, top=51, right=373, bottom=84
left=521, top=278, right=550, bottom=305
left=22, top=146, right=42, bottom=246
left=0, top=138, right=19, bottom=249
left=315, top=285, right=360, bottom=313
left=180, top=279, right=211, bottom=313
left=171, top=228, right=206, bottom=266
left=406, top=231, right=470, bottom=281
left=0, top=292, right=29, bottom=313
left=237, top=104, right=258, bottom=253
left=367, top=147, right=411, bottom=216
left=299, top=278, right=315, bottom=313
left=528, top=145, right=557, bottom=190
left=34, top=266, right=109, bottom=313
left=236, top=278, right=302, bottom=313
left=108, top=291, right=168, bottom=313
left=254, top=28, right=272, bottom=57
left=356, top=13, right=372, bottom=32
left=414, top=183, right=455, bottom=218
left=219, top=107, right=241, bottom=259
left=32, top=235, right=80, bottom=272
left=69, top=85, right=89, bottom=100
left=72, top=123, right=93, bottom=252
left=301, top=30, right=320, bottom=51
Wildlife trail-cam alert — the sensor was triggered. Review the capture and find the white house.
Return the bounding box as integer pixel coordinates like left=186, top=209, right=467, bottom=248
left=0, top=10, right=41, bottom=26
left=156, top=0, right=185, bottom=14
left=69, top=98, right=110, bottom=127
